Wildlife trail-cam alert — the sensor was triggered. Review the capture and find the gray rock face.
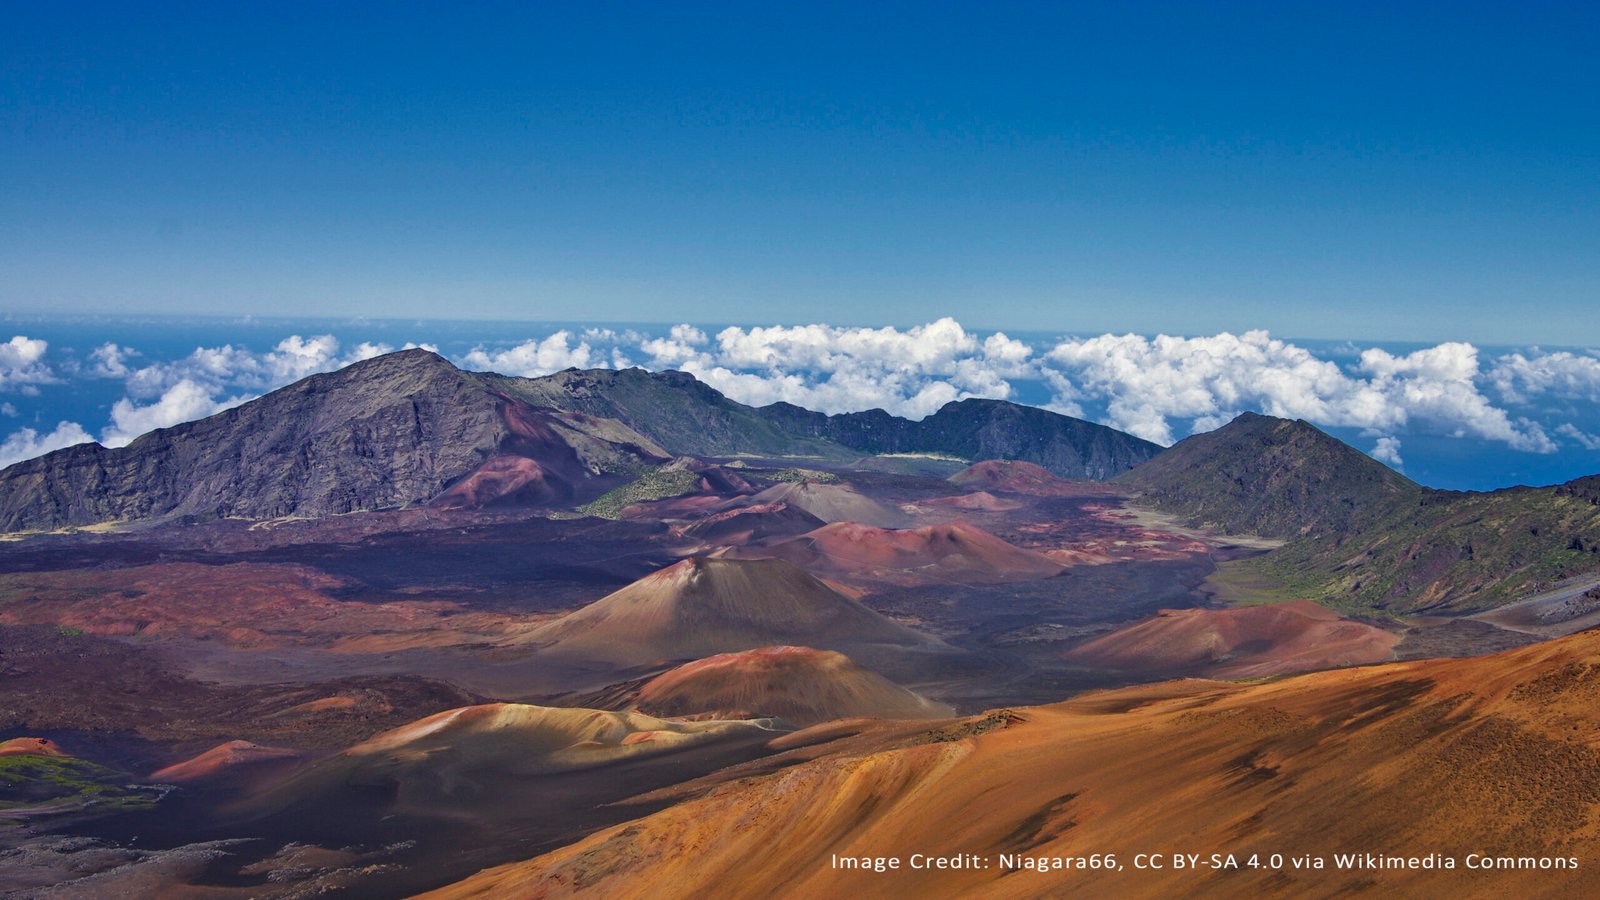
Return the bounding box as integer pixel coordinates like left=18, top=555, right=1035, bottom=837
left=498, top=368, right=1163, bottom=479
left=0, top=350, right=667, bottom=531
left=756, top=397, right=1163, bottom=480
left=0, top=351, right=1163, bottom=531
left=1112, top=411, right=1423, bottom=538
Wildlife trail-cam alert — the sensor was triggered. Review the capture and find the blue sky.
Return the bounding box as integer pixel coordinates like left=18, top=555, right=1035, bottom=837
left=4, top=2, right=1598, bottom=342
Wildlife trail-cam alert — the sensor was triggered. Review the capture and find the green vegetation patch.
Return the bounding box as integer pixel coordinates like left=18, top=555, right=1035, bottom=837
left=1202, top=560, right=1301, bottom=607
left=578, top=468, right=703, bottom=519
left=1247, top=480, right=1600, bottom=614
left=762, top=467, right=841, bottom=485
left=0, top=754, right=160, bottom=813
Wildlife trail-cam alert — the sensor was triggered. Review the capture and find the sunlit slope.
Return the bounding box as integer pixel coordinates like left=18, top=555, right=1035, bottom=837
left=633, top=646, right=953, bottom=726
left=429, top=628, right=1600, bottom=898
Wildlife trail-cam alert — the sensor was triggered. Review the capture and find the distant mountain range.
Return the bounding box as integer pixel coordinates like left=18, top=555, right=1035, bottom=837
left=503, top=366, right=1162, bottom=477
left=1117, top=411, right=1600, bottom=612
left=4, top=348, right=1596, bottom=616
left=0, top=349, right=1160, bottom=531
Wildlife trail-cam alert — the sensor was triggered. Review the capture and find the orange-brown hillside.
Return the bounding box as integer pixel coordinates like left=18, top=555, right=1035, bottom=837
left=149, top=740, right=301, bottom=783
left=244, top=703, right=781, bottom=822
left=633, top=646, right=953, bottom=726
left=426, top=626, right=1600, bottom=899
left=0, top=737, right=68, bottom=758
left=1065, top=600, right=1400, bottom=678
left=724, top=521, right=1066, bottom=585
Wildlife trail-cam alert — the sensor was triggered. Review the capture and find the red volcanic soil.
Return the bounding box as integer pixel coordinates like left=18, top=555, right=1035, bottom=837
left=432, top=456, right=566, bottom=509
left=0, top=624, right=486, bottom=758
left=920, top=491, right=1025, bottom=512
left=633, top=646, right=953, bottom=726
left=0, top=737, right=68, bottom=757
left=0, top=562, right=537, bottom=651
left=1066, top=600, right=1400, bottom=678
left=724, top=521, right=1067, bottom=585
left=149, top=740, right=300, bottom=783
left=673, top=503, right=826, bottom=546
left=948, top=460, right=1100, bottom=497
left=525, top=557, right=936, bottom=666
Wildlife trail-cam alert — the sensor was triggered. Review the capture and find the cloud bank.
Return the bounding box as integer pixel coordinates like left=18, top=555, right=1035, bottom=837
left=2, top=322, right=1598, bottom=474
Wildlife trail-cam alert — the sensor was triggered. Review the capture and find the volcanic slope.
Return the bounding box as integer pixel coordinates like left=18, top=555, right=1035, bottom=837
left=675, top=503, right=827, bottom=545
left=920, top=491, right=1025, bottom=512
left=947, top=459, right=1093, bottom=497
left=735, top=481, right=909, bottom=527
left=500, top=367, right=1163, bottom=478
left=631, top=646, right=954, bottom=726
left=524, top=557, right=937, bottom=666
left=1113, top=413, right=1600, bottom=613
left=1064, top=600, right=1400, bottom=678
left=1114, top=411, right=1422, bottom=538
left=149, top=741, right=300, bottom=784
left=428, top=626, right=1600, bottom=899
left=758, top=396, right=1164, bottom=479
left=248, top=703, right=781, bottom=822
left=1256, top=473, right=1600, bottom=614
left=724, top=521, right=1066, bottom=584
left=0, top=350, right=669, bottom=531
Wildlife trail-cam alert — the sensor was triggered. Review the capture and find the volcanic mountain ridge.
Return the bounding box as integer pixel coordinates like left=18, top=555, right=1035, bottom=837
left=0, top=350, right=1167, bottom=531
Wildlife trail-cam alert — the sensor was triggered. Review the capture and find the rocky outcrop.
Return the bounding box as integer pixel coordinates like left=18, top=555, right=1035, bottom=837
left=0, top=350, right=1160, bottom=531
left=499, top=368, right=1162, bottom=479
left=1113, top=411, right=1422, bottom=538
left=758, top=397, right=1162, bottom=480
left=0, top=350, right=667, bottom=531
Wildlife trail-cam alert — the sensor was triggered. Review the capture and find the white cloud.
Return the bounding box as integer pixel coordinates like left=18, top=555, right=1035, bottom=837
left=7, top=335, right=416, bottom=460
left=1487, top=350, right=1600, bottom=404
left=1371, top=436, right=1404, bottom=467
left=639, top=323, right=711, bottom=369
left=101, top=380, right=252, bottom=448
left=1357, top=344, right=1555, bottom=453
left=0, top=402, right=15, bottom=417
left=117, top=334, right=388, bottom=400
left=1557, top=423, right=1600, bottom=451
left=635, top=318, right=1032, bottom=418
left=0, top=421, right=94, bottom=469
left=89, top=343, right=138, bottom=378
left=0, top=336, right=58, bottom=392
left=459, top=331, right=596, bottom=376
left=1046, top=331, right=1371, bottom=444
left=1043, top=330, right=1556, bottom=452
left=6, top=321, right=1593, bottom=471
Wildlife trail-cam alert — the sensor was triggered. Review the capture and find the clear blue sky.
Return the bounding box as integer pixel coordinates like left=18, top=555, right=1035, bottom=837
left=3, top=1, right=1597, bottom=343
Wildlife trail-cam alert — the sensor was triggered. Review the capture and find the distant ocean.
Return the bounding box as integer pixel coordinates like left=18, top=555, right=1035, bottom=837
left=2, top=312, right=1596, bottom=493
